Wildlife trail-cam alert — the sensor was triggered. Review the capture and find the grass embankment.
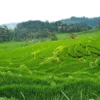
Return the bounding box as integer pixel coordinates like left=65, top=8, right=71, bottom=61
left=0, top=30, right=100, bottom=100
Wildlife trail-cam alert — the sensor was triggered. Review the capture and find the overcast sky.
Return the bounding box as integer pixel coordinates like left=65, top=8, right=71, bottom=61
left=0, top=0, right=100, bottom=24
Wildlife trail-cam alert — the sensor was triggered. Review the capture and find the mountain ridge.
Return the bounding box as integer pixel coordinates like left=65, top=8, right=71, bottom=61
left=60, top=16, right=100, bottom=27
left=0, top=16, right=100, bottom=29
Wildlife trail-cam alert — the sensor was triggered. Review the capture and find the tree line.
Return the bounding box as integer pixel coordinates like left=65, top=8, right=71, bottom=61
left=0, top=20, right=93, bottom=42
left=61, top=16, right=100, bottom=27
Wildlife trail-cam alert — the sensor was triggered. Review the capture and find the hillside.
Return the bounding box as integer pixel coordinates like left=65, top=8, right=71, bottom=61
left=61, top=16, right=100, bottom=27
left=0, top=16, right=100, bottom=30
left=0, top=30, right=100, bottom=100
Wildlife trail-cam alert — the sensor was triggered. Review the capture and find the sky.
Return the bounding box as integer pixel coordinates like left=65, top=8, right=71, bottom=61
left=0, top=0, right=100, bottom=24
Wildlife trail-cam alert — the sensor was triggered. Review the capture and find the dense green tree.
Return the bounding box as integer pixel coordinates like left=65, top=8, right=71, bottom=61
left=0, top=26, right=13, bottom=42
left=0, top=19, right=93, bottom=42
left=96, top=23, right=100, bottom=29
left=49, top=32, right=58, bottom=40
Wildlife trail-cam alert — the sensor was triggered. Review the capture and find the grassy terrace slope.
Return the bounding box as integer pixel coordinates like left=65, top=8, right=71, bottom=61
left=0, top=30, right=100, bottom=100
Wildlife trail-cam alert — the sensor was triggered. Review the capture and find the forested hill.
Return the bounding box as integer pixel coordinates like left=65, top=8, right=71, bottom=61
left=60, top=16, right=100, bottom=27
left=1, top=17, right=100, bottom=42
left=1, top=17, right=100, bottom=29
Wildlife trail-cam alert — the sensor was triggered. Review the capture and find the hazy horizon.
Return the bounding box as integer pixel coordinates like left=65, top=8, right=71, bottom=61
left=0, top=0, right=100, bottom=24
left=1, top=16, right=100, bottom=25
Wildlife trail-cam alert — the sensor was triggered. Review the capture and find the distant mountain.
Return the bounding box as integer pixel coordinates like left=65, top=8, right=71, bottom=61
left=60, top=16, right=100, bottom=27
left=0, top=23, right=18, bottom=29
left=1, top=17, right=100, bottom=29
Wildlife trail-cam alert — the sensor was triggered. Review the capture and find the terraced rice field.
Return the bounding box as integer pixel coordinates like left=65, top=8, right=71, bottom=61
left=0, top=30, right=100, bottom=100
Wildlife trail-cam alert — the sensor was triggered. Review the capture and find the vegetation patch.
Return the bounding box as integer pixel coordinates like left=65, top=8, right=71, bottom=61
left=0, top=30, right=100, bottom=100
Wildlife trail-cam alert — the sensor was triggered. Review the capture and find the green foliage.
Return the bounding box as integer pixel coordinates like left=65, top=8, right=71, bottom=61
left=61, top=16, right=100, bottom=27
left=0, top=26, right=13, bottom=42
left=13, top=20, right=92, bottom=41
left=0, top=30, right=100, bottom=100
left=0, top=19, right=93, bottom=42
left=0, top=97, right=18, bottom=100
left=48, top=32, right=58, bottom=41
